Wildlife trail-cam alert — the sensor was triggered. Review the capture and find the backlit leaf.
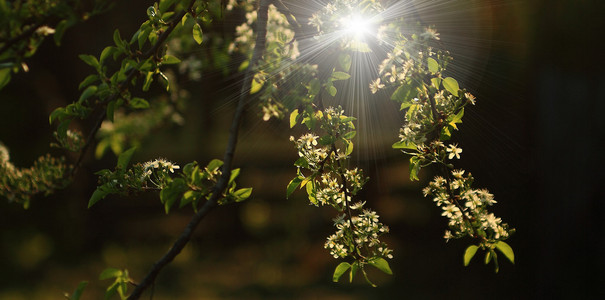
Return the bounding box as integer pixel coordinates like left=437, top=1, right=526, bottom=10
left=495, top=241, right=515, bottom=264
left=463, top=245, right=479, bottom=266
left=192, top=23, right=203, bottom=44
left=332, top=262, right=351, bottom=282
left=369, top=257, right=393, bottom=275
left=443, top=77, right=459, bottom=97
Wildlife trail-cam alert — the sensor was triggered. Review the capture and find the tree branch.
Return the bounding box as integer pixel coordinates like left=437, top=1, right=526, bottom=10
left=126, top=1, right=271, bottom=298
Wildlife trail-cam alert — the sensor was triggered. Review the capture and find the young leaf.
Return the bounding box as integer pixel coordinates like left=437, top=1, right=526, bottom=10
left=233, top=187, right=252, bottom=202
left=99, top=268, right=121, bottom=280
left=369, top=257, right=393, bottom=275
left=344, top=139, right=354, bottom=156
left=392, top=140, right=416, bottom=150
left=68, top=281, right=88, bottom=300
left=331, top=71, right=351, bottom=81
left=88, top=188, right=108, bottom=208
left=427, top=57, right=439, bottom=73
left=495, top=241, right=515, bottom=264
left=192, top=23, right=204, bottom=44
left=78, top=74, right=99, bottom=90
left=113, top=29, right=123, bottom=48
left=250, top=75, right=264, bottom=94
left=443, top=77, right=459, bottom=97
left=448, top=108, right=464, bottom=130
left=206, top=159, right=223, bottom=172
left=78, top=54, right=100, bottom=69
left=326, top=85, right=337, bottom=97
left=117, top=147, right=136, bottom=169
left=289, top=109, right=299, bottom=128
left=409, top=156, right=421, bottom=181
left=229, top=168, right=241, bottom=184
left=162, top=55, right=181, bottom=65
left=129, top=97, right=150, bottom=109
left=286, top=176, right=303, bottom=198
left=463, top=245, right=479, bottom=266
left=100, top=46, right=116, bottom=64
left=349, top=261, right=359, bottom=282
left=332, top=262, right=351, bottom=282
left=0, top=68, right=11, bottom=90
left=78, top=85, right=97, bottom=103
left=338, top=53, right=352, bottom=72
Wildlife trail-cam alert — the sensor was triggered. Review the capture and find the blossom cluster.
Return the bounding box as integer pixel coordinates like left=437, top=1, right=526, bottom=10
left=290, top=106, right=392, bottom=265
left=423, top=169, right=512, bottom=243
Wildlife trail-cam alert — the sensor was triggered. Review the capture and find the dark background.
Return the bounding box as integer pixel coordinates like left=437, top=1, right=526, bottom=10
left=1, top=0, right=604, bottom=299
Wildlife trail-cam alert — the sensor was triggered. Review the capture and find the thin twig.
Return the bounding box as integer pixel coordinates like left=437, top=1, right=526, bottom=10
left=126, top=1, right=271, bottom=299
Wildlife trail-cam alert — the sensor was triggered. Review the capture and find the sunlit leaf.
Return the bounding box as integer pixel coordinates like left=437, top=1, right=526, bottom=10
left=233, top=187, right=252, bottom=202
left=332, top=262, right=351, bottom=282
left=463, top=245, right=479, bottom=266
left=339, top=53, right=352, bottom=72
left=192, top=23, right=204, bottom=44
left=129, top=97, right=149, bottom=109
left=369, top=257, right=393, bottom=275
left=443, top=77, right=459, bottom=97
left=286, top=176, right=303, bottom=198
left=331, top=71, right=350, bottom=81
left=88, top=188, right=108, bottom=208
left=495, top=241, right=515, bottom=264
left=78, top=85, right=97, bottom=103
left=0, top=68, right=11, bottom=90
left=427, top=57, right=439, bottom=73
left=99, top=268, right=121, bottom=280
left=289, top=109, right=299, bottom=128
left=162, top=55, right=181, bottom=65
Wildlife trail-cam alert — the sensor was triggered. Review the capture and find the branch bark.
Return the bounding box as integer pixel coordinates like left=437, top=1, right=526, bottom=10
left=126, top=1, right=271, bottom=298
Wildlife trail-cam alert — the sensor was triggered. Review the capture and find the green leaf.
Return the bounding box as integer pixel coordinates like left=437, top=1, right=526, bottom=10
left=113, top=29, right=123, bottom=48
left=88, top=188, right=108, bottom=208
left=495, top=241, right=515, bottom=264
left=463, top=245, right=479, bottom=266
left=342, top=130, right=356, bottom=140
left=344, top=140, right=354, bottom=156
left=332, top=262, right=351, bottom=282
left=349, top=261, right=359, bottom=282
left=106, top=100, right=116, bottom=122
left=448, top=108, right=464, bottom=130
left=305, top=179, right=317, bottom=205
left=484, top=249, right=492, bottom=264
left=117, top=147, right=136, bottom=169
left=443, top=77, right=459, bottom=97
left=318, top=135, right=335, bottom=145
left=409, top=156, right=421, bottom=181
left=142, top=71, right=153, bottom=91
left=289, top=109, right=299, bottom=128
left=431, top=77, right=441, bottom=89
left=250, top=74, right=264, bottom=94
left=229, top=168, right=240, bottom=184
left=78, top=54, right=99, bottom=69
left=99, top=268, right=121, bottom=280
left=129, top=97, right=149, bottom=109
left=326, top=85, right=337, bottom=97
left=392, top=140, right=416, bottom=150
left=69, top=281, right=88, bottom=300
left=49, top=107, right=65, bottom=124
left=162, top=55, right=181, bottom=65
left=390, top=84, right=417, bottom=102
left=331, top=71, right=351, bottom=81
left=369, top=257, right=393, bottom=275
left=99, top=46, right=114, bottom=64
left=57, top=120, right=71, bottom=140
left=286, top=177, right=303, bottom=198
left=78, top=85, right=97, bottom=103
left=78, top=74, right=99, bottom=90
left=338, top=53, right=352, bottom=72
left=192, top=23, right=203, bottom=44
left=0, top=67, right=11, bottom=90
left=53, top=19, right=69, bottom=46
left=233, top=187, right=252, bottom=202
left=427, top=57, right=439, bottom=73
left=160, top=178, right=187, bottom=214
left=206, top=159, right=223, bottom=172
left=138, top=26, right=152, bottom=49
